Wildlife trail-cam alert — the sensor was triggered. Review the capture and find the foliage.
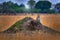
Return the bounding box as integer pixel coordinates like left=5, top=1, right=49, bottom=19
left=0, top=1, right=25, bottom=13
left=34, top=1, right=52, bottom=13
left=31, top=8, right=41, bottom=13
left=27, top=0, right=36, bottom=12
left=55, top=3, right=60, bottom=9
left=0, top=1, right=58, bottom=13
left=27, top=0, right=36, bottom=9
left=55, top=3, right=60, bottom=13
left=35, top=1, right=51, bottom=10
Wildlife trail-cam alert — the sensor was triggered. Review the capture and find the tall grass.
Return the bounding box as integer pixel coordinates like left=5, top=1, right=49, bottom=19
left=0, top=31, right=60, bottom=40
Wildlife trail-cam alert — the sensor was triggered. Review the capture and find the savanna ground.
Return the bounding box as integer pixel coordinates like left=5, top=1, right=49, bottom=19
left=0, top=31, right=60, bottom=40
left=0, top=13, right=60, bottom=40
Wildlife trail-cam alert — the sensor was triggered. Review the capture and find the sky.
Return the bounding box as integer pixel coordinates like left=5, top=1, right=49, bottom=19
left=0, top=0, right=60, bottom=8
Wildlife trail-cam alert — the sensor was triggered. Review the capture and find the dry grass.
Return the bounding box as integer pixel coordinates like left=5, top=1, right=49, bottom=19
left=0, top=15, right=25, bottom=32
left=40, top=14, right=60, bottom=32
left=0, top=31, right=60, bottom=40
left=0, top=14, right=37, bottom=32
left=0, top=14, right=60, bottom=32
left=0, top=14, right=60, bottom=40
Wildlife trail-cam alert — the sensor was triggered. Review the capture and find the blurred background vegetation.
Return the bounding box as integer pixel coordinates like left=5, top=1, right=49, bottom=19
left=0, top=0, right=60, bottom=14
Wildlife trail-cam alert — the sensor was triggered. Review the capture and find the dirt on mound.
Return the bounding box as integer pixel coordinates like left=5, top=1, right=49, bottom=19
left=2, top=16, right=60, bottom=34
left=2, top=17, right=41, bottom=33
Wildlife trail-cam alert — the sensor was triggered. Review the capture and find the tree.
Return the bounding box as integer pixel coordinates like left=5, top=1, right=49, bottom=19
left=0, top=1, right=26, bottom=13
left=0, top=4, right=3, bottom=13
left=55, top=3, right=60, bottom=13
left=35, top=1, right=51, bottom=13
left=1, top=1, right=15, bottom=13
left=55, top=3, right=60, bottom=9
left=27, top=0, right=36, bottom=12
left=19, top=4, right=25, bottom=13
left=19, top=4, right=25, bottom=8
